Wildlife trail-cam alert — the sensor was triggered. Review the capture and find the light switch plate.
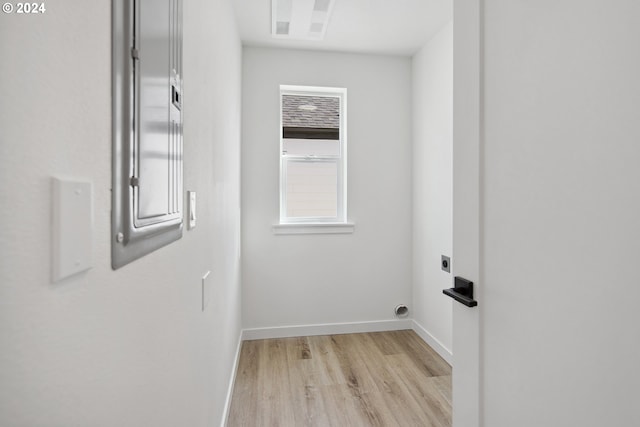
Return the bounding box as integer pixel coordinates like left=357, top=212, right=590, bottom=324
left=202, top=270, right=211, bottom=311
left=52, top=178, right=93, bottom=282
left=188, top=191, right=196, bottom=229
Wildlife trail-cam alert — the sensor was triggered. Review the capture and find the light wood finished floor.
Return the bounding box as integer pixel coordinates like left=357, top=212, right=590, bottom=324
left=227, top=330, right=451, bottom=427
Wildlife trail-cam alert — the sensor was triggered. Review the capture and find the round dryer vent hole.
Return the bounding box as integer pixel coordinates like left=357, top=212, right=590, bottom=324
left=394, top=304, right=409, bottom=318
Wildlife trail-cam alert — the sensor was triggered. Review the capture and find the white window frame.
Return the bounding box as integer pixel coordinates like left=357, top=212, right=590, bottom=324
left=279, top=85, right=349, bottom=226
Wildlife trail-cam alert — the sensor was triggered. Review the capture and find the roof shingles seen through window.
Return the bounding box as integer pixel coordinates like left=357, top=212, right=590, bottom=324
left=282, top=95, right=339, bottom=129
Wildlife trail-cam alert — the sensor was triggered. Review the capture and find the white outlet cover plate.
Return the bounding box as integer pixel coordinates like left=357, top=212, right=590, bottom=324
left=52, top=177, right=93, bottom=282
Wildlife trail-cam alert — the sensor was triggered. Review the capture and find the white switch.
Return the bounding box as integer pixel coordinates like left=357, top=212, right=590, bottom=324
left=202, top=270, right=211, bottom=311
left=188, top=191, right=196, bottom=229
left=52, top=178, right=92, bottom=282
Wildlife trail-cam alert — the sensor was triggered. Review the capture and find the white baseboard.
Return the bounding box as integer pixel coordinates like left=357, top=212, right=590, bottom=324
left=242, top=319, right=413, bottom=341
left=220, top=330, right=244, bottom=427
left=411, top=319, right=453, bottom=366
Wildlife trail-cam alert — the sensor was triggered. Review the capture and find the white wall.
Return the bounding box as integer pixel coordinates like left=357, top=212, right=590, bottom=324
left=0, top=1, right=242, bottom=426
left=411, top=21, right=453, bottom=357
left=481, top=1, right=640, bottom=426
left=242, top=47, right=412, bottom=331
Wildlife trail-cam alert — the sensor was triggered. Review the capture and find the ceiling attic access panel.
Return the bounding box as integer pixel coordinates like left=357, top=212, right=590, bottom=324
left=112, top=0, right=184, bottom=269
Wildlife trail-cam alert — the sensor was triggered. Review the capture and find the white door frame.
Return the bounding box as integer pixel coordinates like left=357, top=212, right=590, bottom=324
left=452, top=0, right=482, bottom=426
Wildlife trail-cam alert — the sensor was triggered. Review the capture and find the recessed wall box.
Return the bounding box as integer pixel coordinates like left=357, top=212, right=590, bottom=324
left=441, top=255, right=451, bottom=273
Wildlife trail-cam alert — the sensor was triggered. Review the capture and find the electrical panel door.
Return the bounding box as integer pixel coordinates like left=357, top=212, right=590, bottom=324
left=112, top=0, right=184, bottom=269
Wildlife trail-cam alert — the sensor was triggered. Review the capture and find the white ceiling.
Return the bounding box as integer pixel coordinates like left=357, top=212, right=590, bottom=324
left=232, top=0, right=453, bottom=56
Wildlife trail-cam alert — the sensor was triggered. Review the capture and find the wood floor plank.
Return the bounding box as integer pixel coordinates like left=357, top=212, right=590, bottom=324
left=369, top=331, right=405, bottom=356
left=285, top=358, right=329, bottom=426
left=318, top=384, right=370, bottom=427
left=227, top=330, right=452, bottom=427
left=386, top=353, right=452, bottom=427
left=330, top=334, right=380, bottom=394
left=329, top=334, right=392, bottom=425
left=285, top=336, right=311, bottom=360
left=391, top=329, right=451, bottom=377
left=307, top=335, right=346, bottom=387
left=258, top=339, right=296, bottom=426
left=355, top=333, right=436, bottom=426
left=431, top=375, right=452, bottom=407
left=227, top=341, right=259, bottom=426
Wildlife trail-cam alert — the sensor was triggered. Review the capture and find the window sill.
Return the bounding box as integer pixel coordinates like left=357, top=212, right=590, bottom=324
left=272, top=222, right=355, bottom=235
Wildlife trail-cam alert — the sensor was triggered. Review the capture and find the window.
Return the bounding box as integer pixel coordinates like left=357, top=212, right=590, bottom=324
left=279, top=85, right=347, bottom=225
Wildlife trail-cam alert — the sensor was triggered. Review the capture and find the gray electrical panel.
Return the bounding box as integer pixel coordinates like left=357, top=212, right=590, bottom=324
left=112, top=0, right=183, bottom=269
